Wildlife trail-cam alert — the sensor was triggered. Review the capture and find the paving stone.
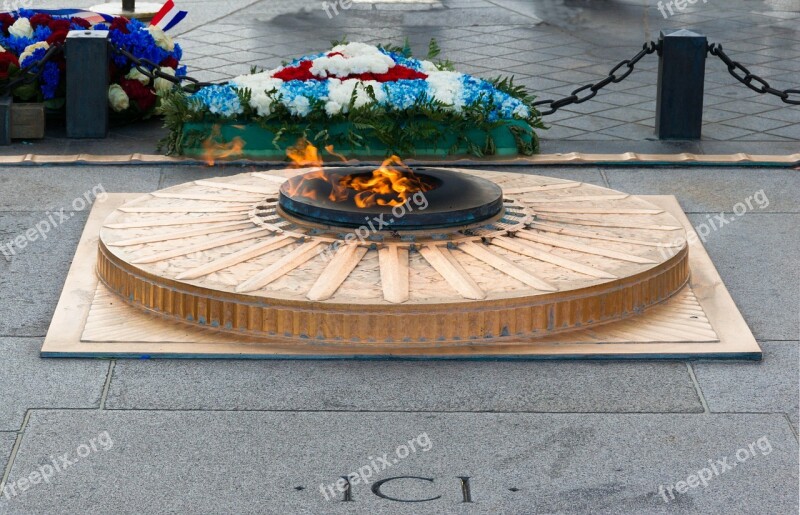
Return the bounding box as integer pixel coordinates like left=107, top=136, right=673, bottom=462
left=686, top=214, right=799, bottom=341
left=764, top=125, right=800, bottom=139
left=0, top=212, right=88, bottom=337
left=3, top=411, right=796, bottom=513
left=605, top=167, right=800, bottom=213
left=0, top=168, right=161, bottom=212
left=0, top=432, right=16, bottom=472
left=693, top=342, right=799, bottom=432
left=0, top=339, right=107, bottom=431
left=702, top=124, right=757, bottom=141
left=106, top=360, right=701, bottom=413
left=719, top=116, right=792, bottom=133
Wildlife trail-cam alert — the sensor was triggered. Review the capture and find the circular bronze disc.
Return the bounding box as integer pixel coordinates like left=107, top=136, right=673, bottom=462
left=97, top=168, right=689, bottom=345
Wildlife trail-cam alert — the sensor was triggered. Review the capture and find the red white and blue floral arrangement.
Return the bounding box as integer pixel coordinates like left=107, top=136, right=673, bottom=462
left=161, top=39, right=544, bottom=157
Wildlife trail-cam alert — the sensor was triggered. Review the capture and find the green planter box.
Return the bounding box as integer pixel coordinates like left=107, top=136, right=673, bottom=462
left=181, top=119, right=535, bottom=159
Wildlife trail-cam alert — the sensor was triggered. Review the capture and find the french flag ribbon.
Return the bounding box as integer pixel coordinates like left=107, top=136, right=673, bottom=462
left=4, top=9, right=114, bottom=25
left=151, top=0, right=187, bottom=31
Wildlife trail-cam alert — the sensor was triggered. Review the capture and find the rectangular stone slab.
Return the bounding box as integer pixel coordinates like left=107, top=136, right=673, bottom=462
left=2, top=411, right=796, bottom=512
left=40, top=194, right=762, bottom=359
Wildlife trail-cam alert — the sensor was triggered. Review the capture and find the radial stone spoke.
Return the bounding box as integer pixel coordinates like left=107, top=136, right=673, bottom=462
left=109, top=221, right=254, bottom=247
left=491, top=236, right=617, bottom=279
left=194, top=180, right=279, bottom=195
left=458, top=241, right=557, bottom=292
left=176, top=234, right=295, bottom=280
left=419, top=245, right=485, bottom=300
left=307, top=245, right=369, bottom=301
left=132, top=228, right=271, bottom=264
left=378, top=245, right=410, bottom=304
left=517, top=231, right=657, bottom=264
left=236, top=241, right=323, bottom=293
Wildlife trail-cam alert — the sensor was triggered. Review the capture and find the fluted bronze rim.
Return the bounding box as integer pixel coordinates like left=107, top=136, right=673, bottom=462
left=97, top=240, right=689, bottom=344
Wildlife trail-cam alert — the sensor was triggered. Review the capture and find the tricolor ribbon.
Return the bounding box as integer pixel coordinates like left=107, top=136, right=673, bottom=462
left=151, top=0, right=187, bottom=31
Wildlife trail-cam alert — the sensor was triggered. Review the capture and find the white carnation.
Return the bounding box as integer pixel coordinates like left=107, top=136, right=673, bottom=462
left=287, top=96, right=311, bottom=117
left=9, top=18, right=33, bottom=39
left=425, top=71, right=464, bottom=112
left=513, top=104, right=530, bottom=118
left=231, top=73, right=284, bottom=116
left=108, top=84, right=130, bottom=112
left=146, top=26, right=175, bottom=52
left=324, top=101, right=342, bottom=116
left=419, top=60, right=439, bottom=73
left=311, top=42, right=395, bottom=78
left=327, top=79, right=386, bottom=113
left=250, top=90, right=275, bottom=116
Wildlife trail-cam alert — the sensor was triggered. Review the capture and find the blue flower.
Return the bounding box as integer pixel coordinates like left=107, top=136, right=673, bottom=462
left=383, top=80, right=426, bottom=110
left=190, top=85, right=243, bottom=117
left=280, top=79, right=328, bottom=103
left=41, top=61, right=60, bottom=99
left=109, top=18, right=172, bottom=68
left=33, top=26, right=52, bottom=42
left=0, top=34, right=35, bottom=55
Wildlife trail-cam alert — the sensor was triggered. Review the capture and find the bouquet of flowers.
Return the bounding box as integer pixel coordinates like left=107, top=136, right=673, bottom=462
left=0, top=9, right=184, bottom=117
left=161, top=39, right=543, bottom=157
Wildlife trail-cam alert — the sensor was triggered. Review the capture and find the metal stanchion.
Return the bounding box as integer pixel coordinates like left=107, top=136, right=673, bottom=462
left=90, top=0, right=163, bottom=21
left=656, top=29, right=707, bottom=140
left=66, top=31, right=110, bottom=138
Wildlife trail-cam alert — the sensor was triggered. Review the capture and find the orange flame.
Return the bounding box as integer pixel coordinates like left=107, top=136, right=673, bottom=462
left=283, top=139, right=434, bottom=208
left=340, top=156, right=434, bottom=208
left=202, top=126, right=245, bottom=166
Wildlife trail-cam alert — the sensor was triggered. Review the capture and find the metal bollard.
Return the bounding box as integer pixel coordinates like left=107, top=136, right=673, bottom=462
left=0, top=96, right=11, bottom=145
left=655, top=29, right=707, bottom=140
left=66, top=30, right=109, bottom=139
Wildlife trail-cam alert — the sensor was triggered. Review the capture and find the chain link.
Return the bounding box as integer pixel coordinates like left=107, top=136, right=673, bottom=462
left=108, top=43, right=213, bottom=93
left=708, top=43, right=800, bottom=105
left=0, top=44, right=64, bottom=96
left=532, top=41, right=659, bottom=116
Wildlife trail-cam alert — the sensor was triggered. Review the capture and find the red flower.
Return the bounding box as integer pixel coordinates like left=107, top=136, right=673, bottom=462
left=272, top=60, right=427, bottom=83
left=0, top=53, right=20, bottom=81
left=109, top=17, right=130, bottom=34
left=47, top=30, right=69, bottom=45
left=0, top=13, right=15, bottom=35
left=272, top=60, right=315, bottom=81
left=70, top=17, right=91, bottom=29
left=48, top=19, right=71, bottom=33
left=120, top=79, right=157, bottom=112
left=30, top=13, right=53, bottom=28
left=348, top=65, right=427, bottom=82
left=160, top=56, right=179, bottom=69
left=327, top=52, right=344, bottom=58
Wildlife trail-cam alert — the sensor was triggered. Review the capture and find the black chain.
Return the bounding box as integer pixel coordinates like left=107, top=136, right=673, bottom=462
left=0, top=44, right=64, bottom=96
left=108, top=43, right=213, bottom=93
left=708, top=43, right=800, bottom=105
left=532, top=41, right=659, bottom=116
